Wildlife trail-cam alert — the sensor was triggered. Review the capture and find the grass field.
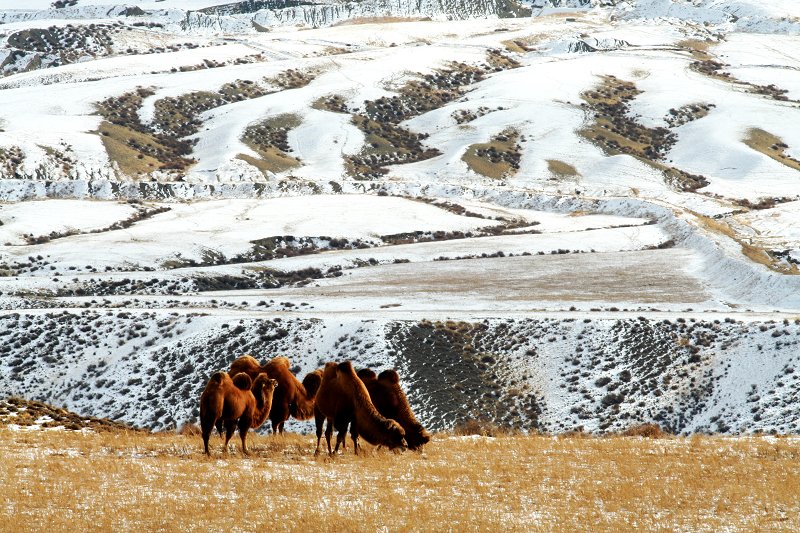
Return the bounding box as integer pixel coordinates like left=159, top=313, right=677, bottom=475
left=1, top=428, right=798, bottom=532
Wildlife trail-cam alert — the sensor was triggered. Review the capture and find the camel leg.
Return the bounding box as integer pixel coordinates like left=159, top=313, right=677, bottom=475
left=331, top=419, right=347, bottom=456
left=334, top=419, right=350, bottom=456
left=223, top=420, right=237, bottom=454
left=314, top=411, right=325, bottom=456
left=350, top=425, right=360, bottom=456
left=238, top=418, right=251, bottom=456
left=201, top=417, right=215, bottom=456
left=215, top=419, right=224, bottom=437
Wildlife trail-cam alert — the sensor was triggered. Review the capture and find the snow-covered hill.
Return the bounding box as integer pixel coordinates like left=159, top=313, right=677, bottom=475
left=1, top=1, right=799, bottom=435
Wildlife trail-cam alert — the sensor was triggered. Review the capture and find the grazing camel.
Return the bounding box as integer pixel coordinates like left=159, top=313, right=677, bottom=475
left=199, top=371, right=277, bottom=456
left=229, top=355, right=322, bottom=434
left=357, top=368, right=431, bottom=450
left=314, top=361, right=406, bottom=456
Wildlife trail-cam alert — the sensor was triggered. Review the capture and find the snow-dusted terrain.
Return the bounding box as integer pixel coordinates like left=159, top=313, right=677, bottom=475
left=1, top=0, right=799, bottom=435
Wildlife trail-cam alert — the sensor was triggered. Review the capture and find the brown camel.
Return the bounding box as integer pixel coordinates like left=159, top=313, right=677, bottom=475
left=357, top=368, right=431, bottom=450
left=314, top=361, right=406, bottom=456
left=229, top=355, right=322, bottom=434
left=199, top=371, right=277, bottom=456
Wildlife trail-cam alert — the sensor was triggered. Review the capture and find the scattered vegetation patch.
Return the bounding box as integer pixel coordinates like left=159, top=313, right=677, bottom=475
left=172, top=54, right=265, bottom=73
left=411, top=197, right=489, bottom=219
left=3, top=24, right=118, bottom=74
left=152, top=80, right=269, bottom=140
left=664, top=103, right=715, bottom=128
left=96, top=78, right=277, bottom=175
left=451, top=105, right=498, bottom=124
left=240, top=114, right=302, bottom=174
left=37, top=143, right=76, bottom=176
left=501, top=39, right=535, bottom=53
left=749, top=83, right=791, bottom=101
left=485, top=48, right=521, bottom=71
left=743, top=128, right=800, bottom=172
left=694, top=212, right=799, bottom=275
left=267, top=68, right=317, bottom=90
left=364, top=63, right=485, bottom=125
left=22, top=203, right=170, bottom=245
left=681, top=39, right=795, bottom=103
left=579, top=75, right=709, bottom=191
left=0, top=145, right=25, bottom=178
left=389, top=319, right=543, bottom=431
left=95, top=68, right=318, bottom=176
left=311, top=94, right=350, bottom=114
left=200, top=0, right=317, bottom=15
left=462, top=128, right=521, bottom=179
left=733, top=196, right=794, bottom=211
left=0, top=397, right=139, bottom=432
left=348, top=52, right=520, bottom=179
left=346, top=115, right=440, bottom=179
left=96, top=87, right=195, bottom=174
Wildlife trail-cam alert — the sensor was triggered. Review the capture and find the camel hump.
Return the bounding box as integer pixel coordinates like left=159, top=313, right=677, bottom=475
left=232, top=372, right=253, bottom=391
left=378, top=369, right=401, bottom=384
left=240, top=354, right=260, bottom=364
left=270, top=356, right=291, bottom=368
left=209, top=371, right=227, bottom=385
left=357, top=368, right=377, bottom=381
left=302, top=370, right=323, bottom=397
left=337, top=361, right=354, bottom=374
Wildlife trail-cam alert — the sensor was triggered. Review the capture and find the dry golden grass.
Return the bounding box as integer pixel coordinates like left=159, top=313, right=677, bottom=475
left=239, top=114, right=302, bottom=174
left=693, top=212, right=799, bottom=274
left=677, top=38, right=717, bottom=60
left=500, top=39, right=528, bottom=53
left=96, top=121, right=166, bottom=177
left=2, top=428, right=799, bottom=532
left=237, top=148, right=299, bottom=175
left=462, top=128, right=520, bottom=179
left=546, top=159, right=579, bottom=179
left=744, top=128, right=800, bottom=172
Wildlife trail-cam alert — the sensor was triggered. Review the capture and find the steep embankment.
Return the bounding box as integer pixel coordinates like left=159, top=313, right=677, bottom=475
left=1, top=310, right=798, bottom=434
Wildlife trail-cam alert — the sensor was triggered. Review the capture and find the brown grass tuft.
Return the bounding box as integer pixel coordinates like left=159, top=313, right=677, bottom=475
left=177, top=423, right=201, bottom=436
left=620, top=423, right=669, bottom=438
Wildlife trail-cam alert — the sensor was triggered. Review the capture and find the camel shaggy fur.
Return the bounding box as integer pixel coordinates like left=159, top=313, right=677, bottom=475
left=199, top=371, right=277, bottom=456
left=229, top=355, right=322, bottom=433
left=357, top=368, right=431, bottom=450
left=314, top=361, right=406, bottom=456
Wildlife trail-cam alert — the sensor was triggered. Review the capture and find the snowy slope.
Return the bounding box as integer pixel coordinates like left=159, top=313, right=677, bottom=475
left=1, top=2, right=800, bottom=436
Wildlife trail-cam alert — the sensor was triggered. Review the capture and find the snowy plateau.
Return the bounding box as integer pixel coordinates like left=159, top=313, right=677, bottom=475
left=0, top=0, right=799, bottom=436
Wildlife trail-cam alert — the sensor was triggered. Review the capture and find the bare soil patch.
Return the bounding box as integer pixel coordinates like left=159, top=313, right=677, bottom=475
left=269, top=249, right=709, bottom=306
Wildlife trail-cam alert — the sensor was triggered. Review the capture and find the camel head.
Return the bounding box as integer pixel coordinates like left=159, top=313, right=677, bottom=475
left=382, top=418, right=407, bottom=451
left=405, top=422, right=431, bottom=450
left=253, top=376, right=278, bottom=405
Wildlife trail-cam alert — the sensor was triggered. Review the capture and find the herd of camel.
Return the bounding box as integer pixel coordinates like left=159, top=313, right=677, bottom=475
left=199, top=355, right=431, bottom=457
